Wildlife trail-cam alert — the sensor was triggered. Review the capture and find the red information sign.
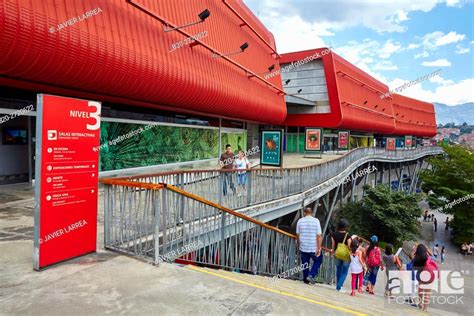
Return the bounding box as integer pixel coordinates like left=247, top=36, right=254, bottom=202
left=405, top=136, right=413, bottom=148
left=34, top=94, right=101, bottom=270
left=386, top=137, right=396, bottom=151
left=338, top=131, right=349, bottom=149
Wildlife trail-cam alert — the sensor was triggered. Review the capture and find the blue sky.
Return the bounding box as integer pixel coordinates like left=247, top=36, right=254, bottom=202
left=244, top=0, right=474, bottom=105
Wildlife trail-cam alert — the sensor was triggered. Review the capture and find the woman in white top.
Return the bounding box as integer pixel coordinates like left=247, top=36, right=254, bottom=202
left=349, top=239, right=366, bottom=296
left=234, top=150, right=250, bottom=197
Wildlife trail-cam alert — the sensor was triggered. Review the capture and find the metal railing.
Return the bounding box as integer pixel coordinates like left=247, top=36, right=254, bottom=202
left=102, top=179, right=336, bottom=283
left=101, top=146, right=441, bottom=284
left=110, top=147, right=442, bottom=211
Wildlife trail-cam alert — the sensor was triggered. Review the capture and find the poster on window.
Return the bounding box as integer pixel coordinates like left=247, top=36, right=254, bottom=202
left=405, top=135, right=413, bottom=148
left=338, top=131, right=349, bottom=149
left=386, top=137, right=396, bottom=151
left=305, top=128, right=322, bottom=151
left=260, top=130, right=283, bottom=166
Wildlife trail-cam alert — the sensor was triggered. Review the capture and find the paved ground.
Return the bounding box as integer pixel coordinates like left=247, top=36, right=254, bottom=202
left=1, top=183, right=471, bottom=315
left=417, top=201, right=474, bottom=315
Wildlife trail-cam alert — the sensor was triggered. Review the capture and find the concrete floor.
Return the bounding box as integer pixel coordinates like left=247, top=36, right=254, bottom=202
left=1, top=173, right=471, bottom=315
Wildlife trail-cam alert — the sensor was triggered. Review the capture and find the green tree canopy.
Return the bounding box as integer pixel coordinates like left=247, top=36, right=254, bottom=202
left=337, top=185, right=421, bottom=247
left=420, top=144, right=474, bottom=245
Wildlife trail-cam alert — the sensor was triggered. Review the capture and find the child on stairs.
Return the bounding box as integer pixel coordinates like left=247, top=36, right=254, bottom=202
left=349, top=239, right=367, bottom=296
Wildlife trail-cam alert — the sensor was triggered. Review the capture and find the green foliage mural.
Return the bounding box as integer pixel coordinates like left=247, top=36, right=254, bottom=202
left=99, top=121, right=219, bottom=171
left=221, top=132, right=247, bottom=152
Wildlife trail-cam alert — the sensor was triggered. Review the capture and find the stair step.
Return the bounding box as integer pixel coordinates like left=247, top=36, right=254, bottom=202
left=188, top=266, right=454, bottom=316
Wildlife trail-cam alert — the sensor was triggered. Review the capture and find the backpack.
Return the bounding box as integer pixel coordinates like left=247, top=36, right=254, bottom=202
left=420, top=257, right=439, bottom=284
left=367, top=246, right=381, bottom=267
left=334, top=233, right=350, bottom=262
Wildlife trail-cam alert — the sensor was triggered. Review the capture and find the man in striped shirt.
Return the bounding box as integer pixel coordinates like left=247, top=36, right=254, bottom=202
left=296, top=207, right=323, bottom=284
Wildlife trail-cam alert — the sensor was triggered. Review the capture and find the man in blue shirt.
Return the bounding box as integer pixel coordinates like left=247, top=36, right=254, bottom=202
left=296, top=207, right=323, bottom=284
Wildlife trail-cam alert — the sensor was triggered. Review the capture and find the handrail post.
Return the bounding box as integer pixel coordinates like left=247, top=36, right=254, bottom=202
left=154, top=189, right=161, bottom=265
left=104, top=184, right=110, bottom=247
left=247, top=171, right=252, bottom=206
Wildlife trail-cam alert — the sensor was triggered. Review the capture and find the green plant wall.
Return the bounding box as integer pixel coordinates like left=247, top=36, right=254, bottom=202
left=99, top=121, right=219, bottom=171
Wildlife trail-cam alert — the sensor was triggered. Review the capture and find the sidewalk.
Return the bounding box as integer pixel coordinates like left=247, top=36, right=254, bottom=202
left=418, top=201, right=474, bottom=315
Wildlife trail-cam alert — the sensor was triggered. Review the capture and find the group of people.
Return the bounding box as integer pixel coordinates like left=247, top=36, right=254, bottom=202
left=424, top=209, right=452, bottom=233
left=461, top=241, right=474, bottom=255
left=219, top=144, right=251, bottom=197
left=296, top=213, right=440, bottom=312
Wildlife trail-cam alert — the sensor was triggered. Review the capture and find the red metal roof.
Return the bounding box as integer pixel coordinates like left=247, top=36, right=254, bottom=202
left=392, top=94, right=437, bottom=137
left=0, top=0, right=286, bottom=124
left=282, top=48, right=437, bottom=137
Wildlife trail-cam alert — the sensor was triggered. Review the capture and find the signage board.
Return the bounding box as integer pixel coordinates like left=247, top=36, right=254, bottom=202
left=34, top=94, right=101, bottom=270
left=305, top=128, right=322, bottom=151
left=260, top=130, right=283, bottom=166
left=338, top=131, right=349, bottom=149
left=386, top=137, right=396, bottom=151
left=405, top=135, right=413, bottom=148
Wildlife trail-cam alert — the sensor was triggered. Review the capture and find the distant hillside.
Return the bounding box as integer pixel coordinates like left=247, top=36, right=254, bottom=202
left=434, top=103, right=474, bottom=125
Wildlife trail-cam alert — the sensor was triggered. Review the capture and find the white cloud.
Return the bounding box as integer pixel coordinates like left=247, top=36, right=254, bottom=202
left=244, top=0, right=444, bottom=54
left=445, top=0, right=461, bottom=7
left=416, top=31, right=466, bottom=50
left=386, top=76, right=474, bottom=105
left=372, top=61, right=399, bottom=71
left=455, top=44, right=470, bottom=54
left=422, top=59, right=452, bottom=67
left=414, top=51, right=430, bottom=59
left=379, top=40, right=403, bottom=58
left=429, top=75, right=454, bottom=85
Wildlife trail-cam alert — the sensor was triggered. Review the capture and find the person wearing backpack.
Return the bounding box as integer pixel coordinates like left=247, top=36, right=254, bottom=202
left=364, top=235, right=384, bottom=295
left=330, top=219, right=352, bottom=293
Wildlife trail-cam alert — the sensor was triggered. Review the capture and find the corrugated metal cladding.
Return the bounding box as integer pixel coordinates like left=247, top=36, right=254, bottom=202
left=392, top=94, right=437, bottom=137
left=282, top=48, right=437, bottom=137
left=0, top=0, right=286, bottom=123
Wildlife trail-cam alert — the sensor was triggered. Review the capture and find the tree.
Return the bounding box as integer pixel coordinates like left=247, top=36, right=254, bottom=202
left=420, top=144, right=474, bottom=245
left=337, top=185, right=422, bottom=247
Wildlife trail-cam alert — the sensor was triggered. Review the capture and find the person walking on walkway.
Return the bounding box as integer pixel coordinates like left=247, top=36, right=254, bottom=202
left=296, top=207, right=323, bottom=284
left=383, top=244, right=401, bottom=298
left=219, top=144, right=236, bottom=196
left=434, top=217, right=437, bottom=232
left=349, top=239, right=366, bottom=296
left=433, top=244, right=439, bottom=261
left=440, top=246, right=446, bottom=264
left=234, top=150, right=250, bottom=197
left=331, top=219, right=352, bottom=293
left=445, top=217, right=450, bottom=231
left=364, top=235, right=383, bottom=295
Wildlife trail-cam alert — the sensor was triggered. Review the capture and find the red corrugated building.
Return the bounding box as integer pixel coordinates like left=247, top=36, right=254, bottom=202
left=0, top=0, right=286, bottom=123
left=278, top=48, right=436, bottom=151
left=0, top=1, right=437, bottom=181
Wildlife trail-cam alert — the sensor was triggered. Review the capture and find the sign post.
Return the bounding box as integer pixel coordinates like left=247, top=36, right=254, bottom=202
left=260, top=130, right=283, bottom=167
left=34, top=94, right=101, bottom=270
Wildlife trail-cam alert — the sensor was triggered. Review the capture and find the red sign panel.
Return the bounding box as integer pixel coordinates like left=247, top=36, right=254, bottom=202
left=305, top=128, right=322, bottom=151
left=386, top=137, right=396, bottom=151
left=405, top=136, right=413, bottom=148
left=34, top=94, right=101, bottom=270
left=338, top=131, right=349, bottom=149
